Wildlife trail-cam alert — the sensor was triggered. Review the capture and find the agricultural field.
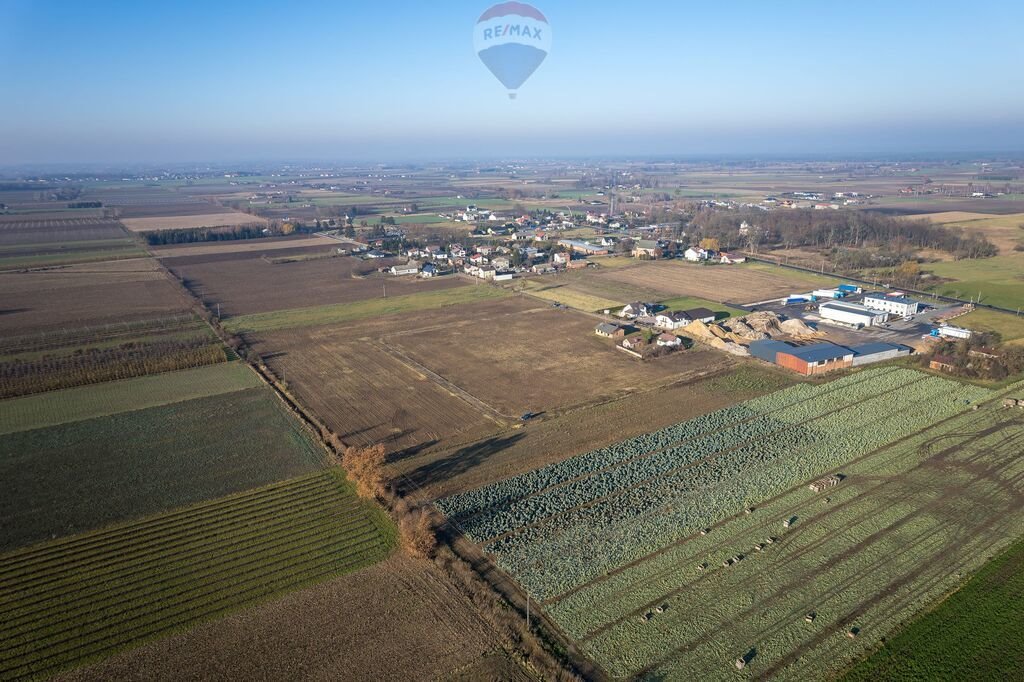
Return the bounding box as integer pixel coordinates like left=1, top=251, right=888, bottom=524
left=394, top=364, right=795, bottom=502
left=59, top=554, right=515, bottom=682
left=0, top=385, right=325, bottom=550
left=845, top=536, right=1024, bottom=681
left=0, top=313, right=227, bottom=399
left=515, top=276, right=626, bottom=312
left=389, top=300, right=730, bottom=417
left=593, top=261, right=839, bottom=305
left=656, top=296, right=747, bottom=320
left=121, top=211, right=268, bottom=232
left=166, top=251, right=467, bottom=319
left=925, top=252, right=1024, bottom=311
left=0, top=217, right=144, bottom=269
left=0, top=260, right=191, bottom=335
left=437, top=368, right=1019, bottom=679
left=225, top=282, right=504, bottom=334
left=146, top=234, right=340, bottom=257
left=904, top=211, right=1024, bottom=252
left=0, top=362, right=260, bottom=436
left=956, top=308, right=1024, bottom=344
left=0, top=470, right=395, bottom=680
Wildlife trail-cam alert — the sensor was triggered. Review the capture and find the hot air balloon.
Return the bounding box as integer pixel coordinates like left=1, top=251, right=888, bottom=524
left=473, top=2, right=551, bottom=99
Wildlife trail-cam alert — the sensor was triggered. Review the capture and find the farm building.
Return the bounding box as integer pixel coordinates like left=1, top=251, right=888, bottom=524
left=930, top=354, right=958, bottom=372
left=818, top=301, right=889, bottom=328
left=862, top=293, right=921, bottom=317
left=850, top=342, right=913, bottom=367
left=719, top=252, right=747, bottom=264
left=749, top=340, right=854, bottom=375
left=595, top=323, right=626, bottom=338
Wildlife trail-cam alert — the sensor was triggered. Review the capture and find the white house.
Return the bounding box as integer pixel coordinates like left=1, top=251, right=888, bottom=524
left=420, top=263, right=437, bottom=278
left=719, top=252, right=747, bottom=264
left=684, top=247, right=712, bottom=262
left=390, top=260, right=420, bottom=276
left=654, top=311, right=691, bottom=330
left=657, top=333, right=683, bottom=347
left=620, top=302, right=654, bottom=319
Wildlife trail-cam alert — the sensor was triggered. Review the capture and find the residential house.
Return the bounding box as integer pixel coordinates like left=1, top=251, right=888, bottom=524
left=719, top=252, right=747, bottom=264
left=632, top=240, right=662, bottom=259
left=684, top=247, right=713, bottom=262
left=654, top=311, right=691, bottom=331
left=682, top=307, right=716, bottom=324
left=657, top=333, right=683, bottom=347
left=622, top=336, right=646, bottom=351
left=365, top=249, right=388, bottom=259
left=390, top=260, right=420, bottom=276
left=620, top=302, right=655, bottom=319
left=491, top=255, right=511, bottom=270
left=595, top=323, right=626, bottom=339
left=469, top=253, right=488, bottom=266
left=531, top=262, right=556, bottom=274
left=552, top=252, right=570, bottom=266
left=420, top=263, right=437, bottom=278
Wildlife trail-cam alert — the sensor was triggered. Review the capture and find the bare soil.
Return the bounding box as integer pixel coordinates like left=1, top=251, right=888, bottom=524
left=122, top=212, right=267, bottom=232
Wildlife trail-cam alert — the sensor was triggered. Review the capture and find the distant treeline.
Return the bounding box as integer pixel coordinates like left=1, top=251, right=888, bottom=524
left=68, top=201, right=102, bottom=208
left=144, top=224, right=271, bottom=245
left=691, top=208, right=998, bottom=260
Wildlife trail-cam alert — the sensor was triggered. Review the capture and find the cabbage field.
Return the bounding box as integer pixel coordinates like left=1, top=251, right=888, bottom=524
left=437, top=368, right=1024, bottom=679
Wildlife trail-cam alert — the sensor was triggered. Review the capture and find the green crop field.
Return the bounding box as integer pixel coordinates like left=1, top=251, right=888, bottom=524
left=956, top=308, right=1024, bottom=344
left=657, top=296, right=747, bottom=320
left=438, top=370, right=1024, bottom=679
left=0, top=470, right=395, bottom=680
left=0, top=387, right=325, bottom=550
left=844, top=536, right=1024, bottom=681
left=0, top=245, right=146, bottom=270
left=223, top=282, right=508, bottom=334
left=926, top=253, right=1024, bottom=310
left=0, top=362, right=260, bottom=436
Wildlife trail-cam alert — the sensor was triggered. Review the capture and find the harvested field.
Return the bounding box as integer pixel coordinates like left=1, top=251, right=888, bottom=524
left=121, top=212, right=267, bottom=232
left=0, top=362, right=260, bottom=436
left=0, top=264, right=190, bottom=336
left=437, top=369, right=1022, bottom=680
left=595, top=261, right=839, bottom=304
left=168, top=253, right=466, bottom=318
left=393, top=365, right=794, bottom=501
left=147, top=234, right=339, bottom=258
left=254, top=324, right=499, bottom=454
left=0, top=470, right=395, bottom=680
left=391, top=303, right=730, bottom=416
left=0, top=387, right=325, bottom=550
left=56, top=554, right=506, bottom=682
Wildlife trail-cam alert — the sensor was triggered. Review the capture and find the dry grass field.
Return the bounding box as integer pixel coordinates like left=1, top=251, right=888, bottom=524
left=254, top=323, right=498, bottom=453
left=594, top=261, right=837, bottom=304
left=58, top=554, right=510, bottom=682
left=392, top=304, right=725, bottom=416
left=907, top=211, right=1024, bottom=252
left=121, top=212, right=267, bottom=232
left=168, top=253, right=464, bottom=317
left=0, top=260, right=189, bottom=335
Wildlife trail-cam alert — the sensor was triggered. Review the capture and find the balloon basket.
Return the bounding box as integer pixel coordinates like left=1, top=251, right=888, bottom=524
left=508, top=92, right=517, bottom=100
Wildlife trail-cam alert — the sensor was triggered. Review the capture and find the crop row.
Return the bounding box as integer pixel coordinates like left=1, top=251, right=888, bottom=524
left=488, top=374, right=990, bottom=599
left=0, top=472, right=393, bottom=679
left=439, top=369, right=898, bottom=522
left=548, top=407, right=1002, bottom=637
left=459, top=371, right=925, bottom=541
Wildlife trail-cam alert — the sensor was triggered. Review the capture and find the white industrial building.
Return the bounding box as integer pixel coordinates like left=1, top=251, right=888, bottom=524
left=818, top=301, right=889, bottom=328
left=862, top=293, right=921, bottom=317
left=938, top=325, right=973, bottom=340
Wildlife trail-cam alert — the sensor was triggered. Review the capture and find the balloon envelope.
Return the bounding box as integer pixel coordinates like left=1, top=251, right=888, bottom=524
left=473, top=2, right=551, bottom=96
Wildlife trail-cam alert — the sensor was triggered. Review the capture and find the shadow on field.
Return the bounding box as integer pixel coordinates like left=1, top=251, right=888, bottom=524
left=389, top=439, right=439, bottom=463
left=0, top=308, right=31, bottom=315
left=397, top=433, right=525, bottom=493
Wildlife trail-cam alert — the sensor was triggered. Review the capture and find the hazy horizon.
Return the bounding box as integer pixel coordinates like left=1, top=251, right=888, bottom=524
left=3, top=0, right=1023, bottom=165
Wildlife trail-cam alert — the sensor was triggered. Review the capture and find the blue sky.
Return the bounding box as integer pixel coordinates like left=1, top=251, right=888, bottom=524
left=2, top=0, right=1023, bottom=164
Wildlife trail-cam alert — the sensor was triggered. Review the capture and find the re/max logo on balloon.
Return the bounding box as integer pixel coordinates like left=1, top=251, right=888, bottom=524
left=473, top=2, right=551, bottom=99
left=480, top=24, right=544, bottom=42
